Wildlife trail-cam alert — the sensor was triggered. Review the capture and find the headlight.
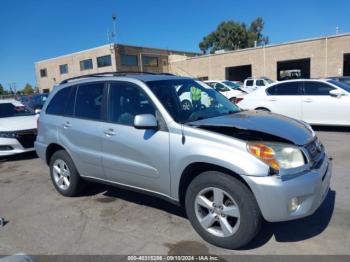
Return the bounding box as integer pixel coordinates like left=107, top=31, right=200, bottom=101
left=0, top=132, right=17, bottom=138
left=247, top=142, right=306, bottom=171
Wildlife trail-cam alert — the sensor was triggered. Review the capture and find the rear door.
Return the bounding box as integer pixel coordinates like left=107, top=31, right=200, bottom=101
left=100, top=81, right=170, bottom=195
left=301, top=81, right=344, bottom=125
left=58, top=82, right=106, bottom=179
left=265, top=82, right=302, bottom=119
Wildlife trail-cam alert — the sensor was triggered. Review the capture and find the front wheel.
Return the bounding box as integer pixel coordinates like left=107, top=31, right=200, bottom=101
left=185, top=171, right=261, bottom=249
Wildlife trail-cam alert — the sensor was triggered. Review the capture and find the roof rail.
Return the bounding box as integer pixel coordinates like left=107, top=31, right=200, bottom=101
left=59, top=71, right=175, bottom=84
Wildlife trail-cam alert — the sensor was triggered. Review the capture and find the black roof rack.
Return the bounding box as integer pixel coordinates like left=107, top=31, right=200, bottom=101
left=59, top=71, right=175, bottom=84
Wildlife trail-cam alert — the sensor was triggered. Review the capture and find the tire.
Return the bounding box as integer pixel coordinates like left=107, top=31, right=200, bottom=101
left=255, top=107, right=270, bottom=112
left=181, top=100, right=193, bottom=111
left=49, top=150, right=84, bottom=197
left=185, top=171, right=261, bottom=249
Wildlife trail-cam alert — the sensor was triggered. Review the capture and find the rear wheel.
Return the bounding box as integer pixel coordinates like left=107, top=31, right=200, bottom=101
left=185, top=171, right=261, bottom=249
left=49, top=150, right=84, bottom=197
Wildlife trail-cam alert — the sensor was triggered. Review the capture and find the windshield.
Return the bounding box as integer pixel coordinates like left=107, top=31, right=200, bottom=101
left=222, top=81, right=241, bottom=90
left=147, top=79, right=240, bottom=123
left=328, top=80, right=350, bottom=93
left=0, top=102, right=34, bottom=118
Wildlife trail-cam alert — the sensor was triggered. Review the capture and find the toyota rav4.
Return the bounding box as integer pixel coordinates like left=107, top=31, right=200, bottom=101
left=35, top=73, right=332, bottom=249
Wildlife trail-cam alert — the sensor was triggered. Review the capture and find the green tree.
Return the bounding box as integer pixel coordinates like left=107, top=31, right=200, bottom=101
left=0, top=84, right=4, bottom=95
left=199, top=17, right=269, bottom=54
left=22, top=83, right=34, bottom=95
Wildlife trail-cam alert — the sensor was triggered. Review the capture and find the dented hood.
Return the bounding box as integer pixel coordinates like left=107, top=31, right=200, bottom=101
left=188, top=110, right=315, bottom=146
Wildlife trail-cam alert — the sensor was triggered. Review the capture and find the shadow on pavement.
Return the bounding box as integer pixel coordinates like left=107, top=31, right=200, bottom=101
left=241, top=189, right=336, bottom=250
left=80, top=179, right=335, bottom=249
left=312, top=125, right=350, bottom=132
left=0, top=151, right=38, bottom=163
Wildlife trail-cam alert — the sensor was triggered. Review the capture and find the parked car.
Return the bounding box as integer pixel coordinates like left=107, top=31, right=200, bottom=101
left=243, top=77, right=274, bottom=93
left=35, top=73, right=332, bottom=249
left=238, top=79, right=350, bottom=126
left=176, top=81, right=211, bottom=111
left=20, top=93, right=49, bottom=111
left=326, top=76, right=350, bottom=86
left=204, top=80, right=246, bottom=102
left=0, top=99, right=37, bottom=156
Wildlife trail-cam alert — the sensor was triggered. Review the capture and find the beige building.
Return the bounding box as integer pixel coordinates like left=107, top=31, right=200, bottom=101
left=169, top=33, right=350, bottom=82
left=35, top=44, right=198, bottom=92
left=36, top=33, right=350, bottom=92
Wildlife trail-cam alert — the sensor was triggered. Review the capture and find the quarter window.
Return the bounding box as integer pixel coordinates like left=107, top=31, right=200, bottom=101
left=303, top=81, right=335, bottom=95
left=267, top=82, right=300, bottom=95
left=97, top=55, right=112, bottom=68
left=108, top=82, right=155, bottom=126
left=142, top=56, right=158, bottom=67
left=46, top=87, right=71, bottom=115
left=75, top=83, right=104, bottom=120
left=59, top=64, right=68, bottom=74
left=40, top=69, right=47, bottom=78
left=80, top=59, right=93, bottom=71
left=245, top=80, right=254, bottom=86
left=120, top=54, right=138, bottom=66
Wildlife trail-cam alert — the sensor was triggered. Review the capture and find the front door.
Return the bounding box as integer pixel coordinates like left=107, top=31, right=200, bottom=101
left=101, top=81, right=170, bottom=195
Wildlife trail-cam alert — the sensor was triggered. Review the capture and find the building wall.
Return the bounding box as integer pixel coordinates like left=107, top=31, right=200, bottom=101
left=169, top=34, right=350, bottom=81
left=35, top=45, right=117, bottom=92
left=35, top=44, right=197, bottom=92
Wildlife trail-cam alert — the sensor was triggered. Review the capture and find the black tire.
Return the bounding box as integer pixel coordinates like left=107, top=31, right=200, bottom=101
left=255, top=107, right=270, bottom=112
left=49, top=150, right=84, bottom=197
left=185, top=171, right=261, bottom=249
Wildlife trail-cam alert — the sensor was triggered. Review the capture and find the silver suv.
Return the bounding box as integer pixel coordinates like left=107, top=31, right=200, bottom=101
left=35, top=73, right=332, bottom=249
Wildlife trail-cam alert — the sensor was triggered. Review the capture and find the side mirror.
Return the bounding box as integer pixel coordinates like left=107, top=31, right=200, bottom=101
left=134, top=114, right=158, bottom=129
left=35, top=109, right=41, bottom=114
left=329, top=89, right=345, bottom=97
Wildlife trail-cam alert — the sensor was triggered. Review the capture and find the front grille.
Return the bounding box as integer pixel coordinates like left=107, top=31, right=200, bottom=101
left=305, top=138, right=324, bottom=163
left=15, top=129, right=37, bottom=149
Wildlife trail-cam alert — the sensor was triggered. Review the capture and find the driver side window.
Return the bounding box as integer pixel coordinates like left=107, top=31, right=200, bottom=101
left=108, top=82, right=156, bottom=126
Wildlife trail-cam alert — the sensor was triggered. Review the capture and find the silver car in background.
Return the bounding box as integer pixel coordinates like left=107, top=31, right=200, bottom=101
left=35, top=73, right=332, bottom=249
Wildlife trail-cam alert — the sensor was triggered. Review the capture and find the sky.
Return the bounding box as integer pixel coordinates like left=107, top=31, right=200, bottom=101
left=1, top=0, right=350, bottom=90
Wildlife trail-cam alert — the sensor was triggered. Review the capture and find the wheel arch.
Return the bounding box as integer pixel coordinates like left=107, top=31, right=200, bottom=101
left=45, top=143, right=70, bottom=165
left=178, top=162, right=253, bottom=207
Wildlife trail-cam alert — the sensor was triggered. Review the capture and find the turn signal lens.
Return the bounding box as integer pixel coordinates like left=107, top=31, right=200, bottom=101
left=247, top=143, right=280, bottom=170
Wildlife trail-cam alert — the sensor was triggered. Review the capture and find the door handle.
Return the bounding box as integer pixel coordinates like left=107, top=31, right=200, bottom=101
left=268, top=98, right=277, bottom=102
left=63, top=121, right=71, bottom=129
left=104, top=128, right=116, bottom=136
left=303, top=98, right=313, bottom=103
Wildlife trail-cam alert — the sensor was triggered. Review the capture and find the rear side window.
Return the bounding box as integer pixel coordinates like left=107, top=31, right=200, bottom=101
left=46, top=87, right=71, bottom=115
left=256, top=80, right=265, bottom=86
left=267, top=82, right=300, bottom=95
left=75, top=83, right=105, bottom=120
left=246, top=80, right=254, bottom=86
left=303, top=81, right=335, bottom=95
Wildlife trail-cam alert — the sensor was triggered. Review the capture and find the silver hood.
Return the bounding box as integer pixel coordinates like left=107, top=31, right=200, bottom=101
left=188, top=110, right=315, bottom=146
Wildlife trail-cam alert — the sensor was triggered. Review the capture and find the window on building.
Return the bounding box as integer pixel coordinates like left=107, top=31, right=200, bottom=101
left=267, top=82, right=300, bottom=96
left=75, top=83, right=105, bottom=120
left=303, top=81, right=335, bottom=96
left=80, top=59, right=93, bottom=71
left=142, top=55, right=158, bottom=67
left=120, top=54, right=138, bottom=66
left=108, top=82, right=155, bottom=126
left=97, top=55, right=112, bottom=68
left=40, top=69, right=47, bottom=78
left=59, top=64, right=68, bottom=74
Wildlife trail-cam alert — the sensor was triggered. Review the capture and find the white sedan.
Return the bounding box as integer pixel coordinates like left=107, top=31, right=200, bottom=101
left=237, top=79, right=350, bottom=126
left=204, top=80, right=246, bottom=102
left=0, top=99, right=37, bottom=156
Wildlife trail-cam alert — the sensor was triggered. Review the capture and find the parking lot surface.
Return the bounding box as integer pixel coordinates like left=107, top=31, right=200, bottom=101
left=0, top=128, right=350, bottom=255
